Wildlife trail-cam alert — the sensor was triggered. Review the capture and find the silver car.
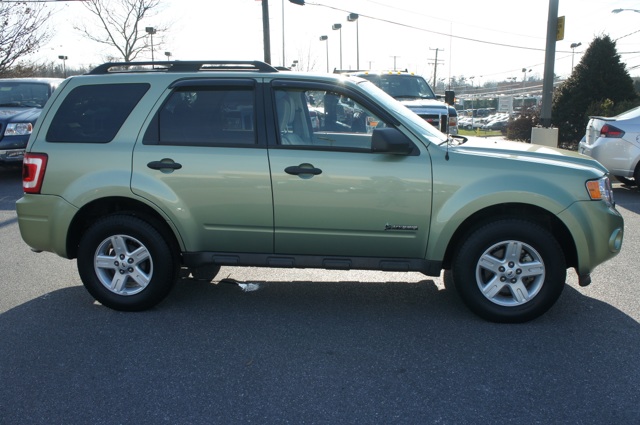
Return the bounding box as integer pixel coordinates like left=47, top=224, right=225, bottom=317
left=579, top=106, right=640, bottom=185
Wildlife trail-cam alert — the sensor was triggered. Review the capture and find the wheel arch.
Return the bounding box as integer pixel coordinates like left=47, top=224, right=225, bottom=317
left=66, top=196, right=182, bottom=260
left=441, top=203, right=577, bottom=270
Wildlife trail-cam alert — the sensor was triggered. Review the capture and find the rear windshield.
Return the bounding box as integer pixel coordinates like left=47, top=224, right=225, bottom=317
left=46, top=83, right=149, bottom=143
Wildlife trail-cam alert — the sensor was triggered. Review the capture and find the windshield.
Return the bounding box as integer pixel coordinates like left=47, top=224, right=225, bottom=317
left=358, top=74, right=436, bottom=99
left=357, top=80, right=447, bottom=143
left=0, top=82, right=51, bottom=108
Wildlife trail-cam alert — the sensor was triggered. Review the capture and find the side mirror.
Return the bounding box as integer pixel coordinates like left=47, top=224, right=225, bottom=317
left=444, top=90, right=455, bottom=105
left=371, top=128, right=414, bottom=155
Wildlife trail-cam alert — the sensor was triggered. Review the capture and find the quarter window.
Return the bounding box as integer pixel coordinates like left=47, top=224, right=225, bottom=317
left=46, top=83, right=149, bottom=143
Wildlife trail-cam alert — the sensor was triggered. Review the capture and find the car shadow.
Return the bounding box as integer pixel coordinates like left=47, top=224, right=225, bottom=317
left=0, top=276, right=638, bottom=424
left=613, top=183, right=640, bottom=214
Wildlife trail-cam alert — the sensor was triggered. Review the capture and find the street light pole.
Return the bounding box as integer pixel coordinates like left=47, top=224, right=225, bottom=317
left=570, top=42, right=581, bottom=70
left=347, top=13, right=359, bottom=70
left=332, top=23, right=342, bottom=70
left=470, top=76, right=475, bottom=129
left=319, top=35, right=329, bottom=72
left=522, top=68, right=531, bottom=93
left=145, top=27, right=156, bottom=64
left=58, top=55, right=67, bottom=78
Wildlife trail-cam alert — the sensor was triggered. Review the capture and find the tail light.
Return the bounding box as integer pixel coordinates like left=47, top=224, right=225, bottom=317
left=600, top=124, right=624, bottom=138
left=23, top=153, right=48, bottom=194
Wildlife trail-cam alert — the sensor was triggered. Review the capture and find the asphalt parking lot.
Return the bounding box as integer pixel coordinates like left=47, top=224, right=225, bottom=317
left=1, top=164, right=639, bottom=424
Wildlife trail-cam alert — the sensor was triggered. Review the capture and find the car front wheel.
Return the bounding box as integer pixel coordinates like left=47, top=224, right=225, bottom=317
left=77, top=214, right=178, bottom=311
left=451, top=219, right=566, bottom=323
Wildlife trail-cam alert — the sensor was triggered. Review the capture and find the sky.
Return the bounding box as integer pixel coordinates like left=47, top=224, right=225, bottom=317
left=32, top=0, right=640, bottom=85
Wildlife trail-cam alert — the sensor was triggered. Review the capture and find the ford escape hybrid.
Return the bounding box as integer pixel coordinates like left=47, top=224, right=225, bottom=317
left=16, top=60, right=623, bottom=322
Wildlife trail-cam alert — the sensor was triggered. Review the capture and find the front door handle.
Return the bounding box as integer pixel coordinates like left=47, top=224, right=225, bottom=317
left=285, top=165, right=322, bottom=176
left=147, top=159, right=182, bottom=171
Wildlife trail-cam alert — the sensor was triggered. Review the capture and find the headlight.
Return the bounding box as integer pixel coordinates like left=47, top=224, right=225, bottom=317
left=4, top=122, right=33, bottom=136
left=586, top=176, right=614, bottom=206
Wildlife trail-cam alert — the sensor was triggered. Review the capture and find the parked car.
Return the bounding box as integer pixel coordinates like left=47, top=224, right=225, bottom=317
left=579, top=106, right=640, bottom=185
left=0, top=78, right=63, bottom=165
left=340, top=70, right=458, bottom=134
left=16, top=60, right=623, bottom=323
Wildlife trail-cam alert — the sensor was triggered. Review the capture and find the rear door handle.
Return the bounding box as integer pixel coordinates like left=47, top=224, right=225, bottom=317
left=285, top=165, right=322, bottom=176
left=147, top=159, right=182, bottom=170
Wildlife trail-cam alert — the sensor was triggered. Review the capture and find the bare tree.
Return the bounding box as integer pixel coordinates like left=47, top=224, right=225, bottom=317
left=0, top=3, right=52, bottom=76
left=75, top=0, right=167, bottom=62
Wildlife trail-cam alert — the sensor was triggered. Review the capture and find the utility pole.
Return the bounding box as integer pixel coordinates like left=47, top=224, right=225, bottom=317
left=540, top=0, right=559, bottom=128
left=262, top=0, right=272, bottom=64
left=429, top=48, right=444, bottom=87
left=390, top=55, right=400, bottom=71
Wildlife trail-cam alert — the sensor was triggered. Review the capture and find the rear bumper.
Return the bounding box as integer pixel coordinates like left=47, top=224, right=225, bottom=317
left=579, top=137, right=640, bottom=177
left=16, top=194, right=78, bottom=258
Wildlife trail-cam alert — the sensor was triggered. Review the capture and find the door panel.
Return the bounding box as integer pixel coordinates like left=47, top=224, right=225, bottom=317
left=269, top=149, right=431, bottom=257
left=131, top=82, right=274, bottom=253
left=269, top=84, right=431, bottom=258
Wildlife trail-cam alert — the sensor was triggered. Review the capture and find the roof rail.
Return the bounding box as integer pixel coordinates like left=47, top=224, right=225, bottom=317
left=87, top=60, right=279, bottom=75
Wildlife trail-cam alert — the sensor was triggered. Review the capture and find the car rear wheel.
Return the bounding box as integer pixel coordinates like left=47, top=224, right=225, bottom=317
left=451, top=219, right=566, bottom=323
left=77, top=214, right=178, bottom=311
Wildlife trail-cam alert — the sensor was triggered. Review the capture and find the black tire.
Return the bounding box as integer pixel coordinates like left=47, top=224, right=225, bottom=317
left=614, top=175, right=635, bottom=186
left=451, top=219, right=566, bottom=323
left=634, top=166, right=640, bottom=189
left=77, top=214, right=178, bottom=311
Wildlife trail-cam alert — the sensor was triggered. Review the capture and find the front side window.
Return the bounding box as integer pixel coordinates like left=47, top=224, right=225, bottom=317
left=275, top=87, right=387, bottom=150
left=46, top=83, right=149, bottom=143
left=149, top=87, right=256, bottom=146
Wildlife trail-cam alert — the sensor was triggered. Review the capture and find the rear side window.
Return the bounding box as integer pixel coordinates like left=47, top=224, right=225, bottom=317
left=46, top=83, right=149, bottom=143
left=144, top=87, right=256, bottom=146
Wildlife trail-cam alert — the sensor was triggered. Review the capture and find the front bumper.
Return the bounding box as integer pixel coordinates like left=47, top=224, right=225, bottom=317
left=558, top=199, right=623, bottom=276
left=0, top=148, right=25, bottom=164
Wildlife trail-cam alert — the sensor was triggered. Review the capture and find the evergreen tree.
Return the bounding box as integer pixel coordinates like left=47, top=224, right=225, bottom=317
left=552, top=35, right=637, bottom=144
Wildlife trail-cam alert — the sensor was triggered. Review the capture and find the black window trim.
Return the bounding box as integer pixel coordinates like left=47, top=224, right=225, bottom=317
left=143, top=78, right=264, bottom=148
left=267, top=79, right=420, bottom=156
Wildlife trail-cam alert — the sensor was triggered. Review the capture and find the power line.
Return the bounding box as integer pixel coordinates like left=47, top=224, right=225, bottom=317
left=306, top=1, right=565, bottom=53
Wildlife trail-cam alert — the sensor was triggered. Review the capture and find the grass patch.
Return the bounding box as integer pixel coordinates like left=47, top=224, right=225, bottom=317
left=458, top=129, right=504, bottom=137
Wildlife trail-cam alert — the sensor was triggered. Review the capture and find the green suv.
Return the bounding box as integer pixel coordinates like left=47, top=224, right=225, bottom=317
left=16, top=60, right=624, bottom=322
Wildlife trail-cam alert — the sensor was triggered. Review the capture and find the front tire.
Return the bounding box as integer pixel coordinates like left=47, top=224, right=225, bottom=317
left=77, top=214, right=178, bottom=311
left=614, top=175, right=635, bottom=186
left=451, top=219, right=566, bottom=323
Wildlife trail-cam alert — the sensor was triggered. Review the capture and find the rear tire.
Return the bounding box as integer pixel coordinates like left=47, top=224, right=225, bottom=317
left=77, top=214, right=178, bottom=311
left=451, top=219, right=566, bottom=323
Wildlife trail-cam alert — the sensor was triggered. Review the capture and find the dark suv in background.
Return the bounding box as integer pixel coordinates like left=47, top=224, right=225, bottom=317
left=0, top=78, right=63, bottom=165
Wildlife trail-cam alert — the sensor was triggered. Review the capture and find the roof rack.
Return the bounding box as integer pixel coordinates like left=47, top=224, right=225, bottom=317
left=87, top=60, right=279, bottom=75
